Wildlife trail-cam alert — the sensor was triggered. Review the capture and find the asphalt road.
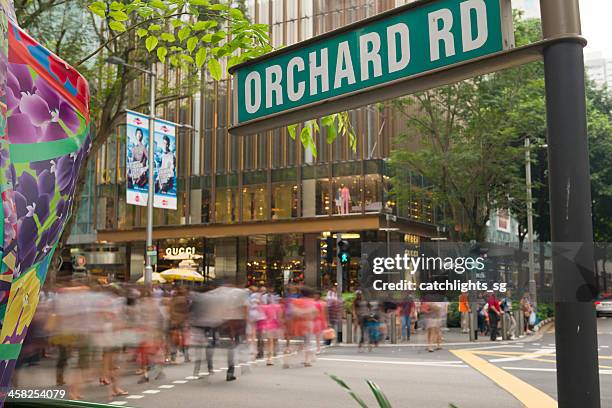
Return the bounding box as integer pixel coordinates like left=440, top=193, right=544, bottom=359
left=8, top=318, right=612, bottom=408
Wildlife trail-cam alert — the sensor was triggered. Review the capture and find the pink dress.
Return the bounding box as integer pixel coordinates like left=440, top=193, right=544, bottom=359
left=314, top=300, right=328, bottom=335
left=260, top=303, right=283, bottom=339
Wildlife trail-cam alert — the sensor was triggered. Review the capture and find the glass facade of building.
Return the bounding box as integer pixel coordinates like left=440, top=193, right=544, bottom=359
left=70, top=0, right=438, bottom=287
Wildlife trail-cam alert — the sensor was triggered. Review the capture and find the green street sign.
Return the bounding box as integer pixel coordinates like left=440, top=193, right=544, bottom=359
left=230, top=0, right=510, bottom=134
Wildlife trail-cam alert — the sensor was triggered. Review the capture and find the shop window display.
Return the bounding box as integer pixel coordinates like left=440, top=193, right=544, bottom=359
left=271, top=183, right=297, bottom=219
left=364, top=174, right=383, bottom=213
left=243, top=185, right=268, bottom=221
left=332, top=176, right=362, bottom=215
left=215, top=187, right=237, bottom=223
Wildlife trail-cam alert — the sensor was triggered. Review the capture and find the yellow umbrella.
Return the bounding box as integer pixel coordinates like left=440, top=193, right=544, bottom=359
left=160, top=268, right=204, bottom=282
left=136, top=272, right=167, bottom=284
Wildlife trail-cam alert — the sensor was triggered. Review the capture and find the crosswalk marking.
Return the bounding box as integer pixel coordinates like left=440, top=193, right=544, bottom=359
left=126, top=395, right=144, bottom=399
left=142, top=389, right=161, bottom=394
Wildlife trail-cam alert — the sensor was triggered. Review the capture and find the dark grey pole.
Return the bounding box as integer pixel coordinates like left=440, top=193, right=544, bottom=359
left=540, top=1, right=600, bottom=407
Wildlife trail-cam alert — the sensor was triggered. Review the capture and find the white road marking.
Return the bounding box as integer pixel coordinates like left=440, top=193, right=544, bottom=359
left=503, top=366, right=556, bottom=372
left=503, top=366, right=612, bottom=375
left=173, top=380, right=188, bottom=384
left=469, top=345, right=525, bottom=351
left=109, top=402, right=128, bottom=406
left=489, top=348, right=556, bottom=363
left=185, top=376, right=199, bottom=380
left=197, top=372, right=210, bottom=376
left=142, top=389, right=161, bottom=394
left=317, top=357, right=467, bottom=368
left=158, top=385, right=175, bottom=389
left=126, top=395, right=144, bottom=399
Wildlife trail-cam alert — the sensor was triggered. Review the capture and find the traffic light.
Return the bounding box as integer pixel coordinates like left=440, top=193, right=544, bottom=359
left=337, top=239, right=350, bottom=265
left=324, top=237, right=334, bottom=263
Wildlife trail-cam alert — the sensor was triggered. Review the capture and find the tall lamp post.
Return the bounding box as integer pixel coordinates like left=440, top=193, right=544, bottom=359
left=108, top=56, right=156, bottom=287
left=525, top=137, right=537, bottom=305
left=524, top=138, right=548, bottom=305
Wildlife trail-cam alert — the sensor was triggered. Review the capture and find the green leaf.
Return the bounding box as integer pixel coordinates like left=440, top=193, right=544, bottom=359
left=170, top=18, right=183, bottom=28
left=207, top=58, right=222, bottom=81
left=136, top=28, right=149, bottom=38
left=322, top=115, right=337, bottom=144
left=156, top=46, right=167, bottom=62
left=89, top=1, right=106, bottom=17
left=149, top=0, right=168, bottom=10
left=180, top=54, right=194, bottom=63
left=227, top=55, right=241, bottom=70
left=160, top=33, right=176, bottom=42
left=148, top=24, right=161, bottom=31
left=109, top=1, right=125, bottom=11
left=300, top=125, right=310, bottom=146
left=178, top=27, right=191, bottom=41
left=109, top=10, right=128, bottom=21
left=366, top=380, right=392, bottom=408
left=195, top=47, right=207, bottom=68
left=170, top=55, right=179, bottom=67
left=192, top=20, right=217, bottom=31
left=228, top=8, right=243, bottom=20
left=201, top=33, right=213, bottom=42
left=211, top=31, right=226, bottom=42
left=189, top=0, right=209, bottom=5
left=187, top=36, right=198, bottom=53
left=327, top=375, right=369, bottom=408
left=146, top=35, right=159, bottom=51
left=108, top=20, right=126, bottom=32
left=209, top=3, right=227, bottom=11
left=287, top=124, right=297, bottom=140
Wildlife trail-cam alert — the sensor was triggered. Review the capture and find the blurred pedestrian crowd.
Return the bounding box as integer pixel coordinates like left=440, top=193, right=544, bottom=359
left=14, top=280, right=531, bottom=401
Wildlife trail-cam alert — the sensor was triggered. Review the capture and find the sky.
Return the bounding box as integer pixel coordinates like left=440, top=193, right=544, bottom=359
left=513, top=0, right=612, bottom=59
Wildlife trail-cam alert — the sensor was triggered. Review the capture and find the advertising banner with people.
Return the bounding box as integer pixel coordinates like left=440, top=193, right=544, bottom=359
left=126, top=110, right=177, bottom=209
left=153, top=118, right=177, bottom=209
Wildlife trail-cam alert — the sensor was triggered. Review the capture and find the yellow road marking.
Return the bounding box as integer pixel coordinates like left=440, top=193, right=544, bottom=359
left=451, top=349, right=557, bottom=408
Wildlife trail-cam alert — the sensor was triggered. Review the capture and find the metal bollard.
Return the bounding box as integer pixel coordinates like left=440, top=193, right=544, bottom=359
left=516, top=310, right=524, bottom=337
left=346, top=313, right=353, bottom=344
left=390, top=313, right=397, bottom=344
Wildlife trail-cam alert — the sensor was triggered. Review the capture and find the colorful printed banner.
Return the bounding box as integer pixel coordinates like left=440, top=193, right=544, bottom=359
left=126, top=110, right=177, bottom=210
left=0, top=0, right=91, bottom=398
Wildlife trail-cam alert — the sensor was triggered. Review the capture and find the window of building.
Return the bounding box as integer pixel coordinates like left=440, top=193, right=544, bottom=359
left=272, top=182, right=297, bottom=219
left=243, top=185, right=268, bottom=221
left=332, top=175, right=362, bottom=215
left=215, top=187, right=237, bottom=223
left=364, top=174, right=383, bottom=213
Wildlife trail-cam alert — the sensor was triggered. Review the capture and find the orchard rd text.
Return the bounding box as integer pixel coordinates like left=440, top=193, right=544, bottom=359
left=234, top=0, right=503, bottom=124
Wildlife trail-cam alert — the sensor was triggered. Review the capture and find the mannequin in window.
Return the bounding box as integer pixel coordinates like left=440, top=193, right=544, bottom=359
left=341, top=185, right=351, bottom=214
left=335, top=187, right=342, bottom=214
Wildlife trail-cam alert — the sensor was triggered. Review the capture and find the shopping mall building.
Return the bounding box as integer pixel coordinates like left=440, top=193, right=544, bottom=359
left=67, top=0, right=440, bottom=290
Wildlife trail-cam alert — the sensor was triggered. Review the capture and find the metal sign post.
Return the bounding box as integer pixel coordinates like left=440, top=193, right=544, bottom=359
left=540, top=1, right=600, bottom=407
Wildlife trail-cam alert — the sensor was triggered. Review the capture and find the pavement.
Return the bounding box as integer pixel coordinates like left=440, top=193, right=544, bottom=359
left=7, top=319, right=612, bottom=408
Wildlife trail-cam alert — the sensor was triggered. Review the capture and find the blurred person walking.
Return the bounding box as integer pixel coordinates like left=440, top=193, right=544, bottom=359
left=352, top=291, right=369, bottom=351
left=137, top=291, right=166, bottom=383
left=400, top=294, right=415, bottom=341
left=501, top=291, right=516, bottom=339
left=520, top=292, right=535, bottom=334
left=313, top=292, right=328, bottom=354
left=260, top=294, right=283, bottom=365
left=487, top=292, right=503, bottom=341
left=458, top=292, right=470, bottom=334
left=285, top=287, right=317, bottom=367
left=169, top=286, right=190, bottom=363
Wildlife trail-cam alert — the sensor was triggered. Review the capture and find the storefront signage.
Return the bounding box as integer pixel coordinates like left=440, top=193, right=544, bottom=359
left=164, top=246, right=197, bottom=260
left=230, top=0, right=508, bottom=134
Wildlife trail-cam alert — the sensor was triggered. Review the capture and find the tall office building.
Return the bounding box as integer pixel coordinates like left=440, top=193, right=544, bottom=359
left=585, top=53, right=612, bottom=89
left=67, top=0, right=438, bottom=289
